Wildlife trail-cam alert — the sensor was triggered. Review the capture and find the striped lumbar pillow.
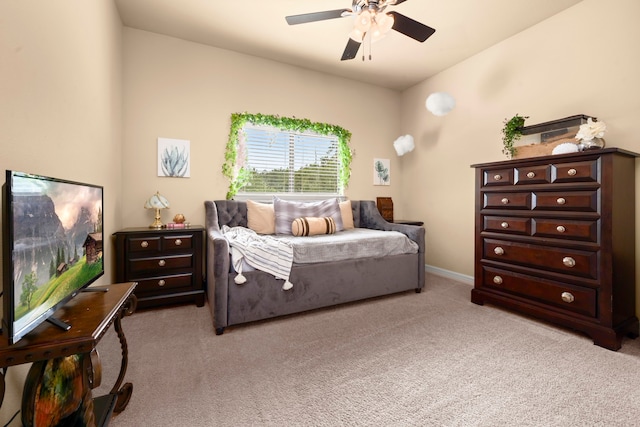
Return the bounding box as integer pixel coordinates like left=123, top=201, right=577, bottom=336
left=291, top=217, right=337, bottom=236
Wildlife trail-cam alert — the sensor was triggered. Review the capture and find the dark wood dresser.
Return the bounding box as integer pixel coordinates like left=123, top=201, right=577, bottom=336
left=471, top=148, right=638, bottom=350
left=114, top=227, right=205, bottom=309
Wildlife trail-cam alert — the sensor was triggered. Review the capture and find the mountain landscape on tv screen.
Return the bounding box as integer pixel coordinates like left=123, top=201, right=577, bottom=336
left=11, top=189, right=102, bottom=320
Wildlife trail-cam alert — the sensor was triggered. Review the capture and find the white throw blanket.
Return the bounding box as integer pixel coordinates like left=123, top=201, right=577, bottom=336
left=221, top=225, right=294, bottom=290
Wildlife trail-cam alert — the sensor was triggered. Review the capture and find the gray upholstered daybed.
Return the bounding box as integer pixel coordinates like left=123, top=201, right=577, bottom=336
left=204, top=199, right=425, bottom=335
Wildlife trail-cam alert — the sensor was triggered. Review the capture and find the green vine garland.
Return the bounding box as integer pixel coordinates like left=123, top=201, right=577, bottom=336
left=223, top=112, right=353, bottom=199
left=501, top=114, right=529, bottom=159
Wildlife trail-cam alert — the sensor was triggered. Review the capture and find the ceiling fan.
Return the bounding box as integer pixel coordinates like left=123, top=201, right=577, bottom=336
left=285, top=0, right=436, bottom=61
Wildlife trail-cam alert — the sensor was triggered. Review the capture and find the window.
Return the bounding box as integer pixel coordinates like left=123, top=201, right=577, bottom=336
left=223, top=113, right=352, bottom=200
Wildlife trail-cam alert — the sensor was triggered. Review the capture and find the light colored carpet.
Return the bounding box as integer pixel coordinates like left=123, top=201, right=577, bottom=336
left=94, top=273, right=640, bottom=426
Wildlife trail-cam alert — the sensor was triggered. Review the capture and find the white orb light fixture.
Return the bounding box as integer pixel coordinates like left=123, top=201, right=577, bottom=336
left=425, top=92, right=456, bottom=116
left=393, top=134, right=415, bottom=156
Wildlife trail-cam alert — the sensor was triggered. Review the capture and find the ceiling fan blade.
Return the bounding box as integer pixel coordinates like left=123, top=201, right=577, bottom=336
left=286, top=9, right=351, bottom=25
left=388, top=11, right=436, bottom=42
left=389, top=0, right=409, bottom=4
left=341, top=38, right=362, bottom=61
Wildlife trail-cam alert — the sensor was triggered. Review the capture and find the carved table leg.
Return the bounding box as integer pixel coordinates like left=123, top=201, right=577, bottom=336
left=110, top=294, right=137, bottom=413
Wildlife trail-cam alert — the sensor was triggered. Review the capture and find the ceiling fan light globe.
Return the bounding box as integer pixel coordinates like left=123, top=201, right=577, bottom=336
left=349, top=28, right=365, bottom=42
left=377, top=13, right=394, bottom=34
left=355, top=10, right=372, bottom=31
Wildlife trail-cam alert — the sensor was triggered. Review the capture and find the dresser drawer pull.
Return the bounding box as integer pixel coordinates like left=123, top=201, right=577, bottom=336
left=501, top=222, right=509, bottom=229
left=175, top=239, right=182, bottom=246
left=158, top=279, right=166, bottom=287
left=556, top=225, right=566, bottom=233
left=141, top=241, right=149, bottom=248
left=561, top=292, right=575, bottom=303
left=494, top=174, right=502, bottom=181
left=501, top=198, right=509, bottom=205
left=567, top=168, right=577, bottom=176
left=494, top=247, right=505, bottom=256
left=556, top=197, right=566, bottom=205
left=493, top=276, right=503, bottom=285
left=562, top=257, right=576, bottom=268
left=526, top=172, right=535, bottom=178
left=158, top=259, right=166, bottom=267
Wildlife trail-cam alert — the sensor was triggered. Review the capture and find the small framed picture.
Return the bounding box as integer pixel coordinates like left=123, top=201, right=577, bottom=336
left=158, top=138, right=190, bottom=177
left=373, top=158, right=390, bottom=185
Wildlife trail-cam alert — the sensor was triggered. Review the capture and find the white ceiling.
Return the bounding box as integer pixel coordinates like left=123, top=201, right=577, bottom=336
left=114, top=0, right=583, bottom=91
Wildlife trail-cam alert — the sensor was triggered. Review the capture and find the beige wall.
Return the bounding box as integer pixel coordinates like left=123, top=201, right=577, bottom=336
left=400, top=0, right=640, bottom=287
left=121, top=28, right=405, bottom=229
left=0, top=0, right=123, bottom=423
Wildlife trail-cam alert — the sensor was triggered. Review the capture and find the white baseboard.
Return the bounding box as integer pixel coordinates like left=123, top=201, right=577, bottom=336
left=425, top=264, right=473, bottom=286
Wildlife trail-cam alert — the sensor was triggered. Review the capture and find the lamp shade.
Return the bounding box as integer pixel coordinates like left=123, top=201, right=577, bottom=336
left=144, top=191, right=170, bottom=210
left=426, top=92, right=456, bottom=116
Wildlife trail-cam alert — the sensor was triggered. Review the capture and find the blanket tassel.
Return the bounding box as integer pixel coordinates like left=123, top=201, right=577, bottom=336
left=235, top=272, right=247, bottom=284
left=282, top=280, right=293, bottom=291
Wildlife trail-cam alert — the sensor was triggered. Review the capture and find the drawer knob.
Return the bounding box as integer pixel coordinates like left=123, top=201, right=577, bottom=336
left=501, top=198, right=509, bottom=205
left=562, top=257, right=576, bottom=268
left=526, top=172, right=535, bottom=178
left=158, top=279, right=166, bottom=287
left=175, top=239, right=182, bottom=246
left=158, top=259, right=166, bottom=267
left=501, top=222, right=509, bottom=229
left=493, top=276, right=503, bottom=285
left=494, top=174, right=502, bottom=181
left=556, top=197, right=566, bottom=205
left=494, top=247, right=505, bottom=256
left=561, top=292, right=575, bottom=303
left=141, top=241, right=149, bottom=248
left=556, top=225, right=566, bottom=233
left=567, top=168, right=577, bottom=176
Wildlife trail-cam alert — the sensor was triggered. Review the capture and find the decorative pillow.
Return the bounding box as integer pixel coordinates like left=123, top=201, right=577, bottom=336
left=291, top=217, right=337, bottom=236
left=273, top=197, right=344, bottom=235
left=246, top=200, right=275, bottom=234
left=339, top=200, right=354, bottom=230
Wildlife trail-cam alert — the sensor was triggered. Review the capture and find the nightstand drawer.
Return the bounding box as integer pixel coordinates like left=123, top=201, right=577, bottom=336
left=163, top=234, right=193, bottom=251
left=134, top=273, right=194, bottom=294
left=128, top=236, right=161, bottom=253
left=129, top=254, right=194, bottom=274
left=482, top=267, right=596, bottom=318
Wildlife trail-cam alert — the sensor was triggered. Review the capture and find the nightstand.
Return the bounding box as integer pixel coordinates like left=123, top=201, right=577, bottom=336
left=113, top=226, right=205, bottom=309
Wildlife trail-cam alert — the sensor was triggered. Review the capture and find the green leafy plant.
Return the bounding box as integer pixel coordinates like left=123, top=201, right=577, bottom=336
left=501, top=114, right=529, bottom=158
left=223, top=112, right=353, bottom=199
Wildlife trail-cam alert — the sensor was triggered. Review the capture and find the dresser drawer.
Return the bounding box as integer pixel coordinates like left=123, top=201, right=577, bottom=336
left=483, top=192, right=531, bottom=209
left=483, top=238, right=598, bottom=279
left=551, top=160, right=598, bottom=183
left=482, top=168, right=514, bottom=186
left=129, top=254, right=194, bottom=274
left=134, top=273, right=194, bottom=294
left=514, top=165, right=550, bottom=185
left=483, top=216, right=531, bottom=235
left=532, top=218, right=598, bottom=242
left=532, top=190, right=598, bottom=212
left=162, top=234, right=193, bottom=251
left=128, top=236, right=161, bottom=253
left=482, top=267, right=596, bottom=318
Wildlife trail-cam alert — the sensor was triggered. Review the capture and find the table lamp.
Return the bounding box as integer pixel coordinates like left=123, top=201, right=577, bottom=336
left=144, top=191, right=170, bottom=228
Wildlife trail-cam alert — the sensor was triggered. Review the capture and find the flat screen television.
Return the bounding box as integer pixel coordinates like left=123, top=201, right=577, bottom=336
left=2, top=170, right=104, bottom=344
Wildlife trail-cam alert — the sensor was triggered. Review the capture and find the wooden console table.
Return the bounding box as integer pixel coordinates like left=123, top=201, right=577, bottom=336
left=0, top=282, right=137, bottom=426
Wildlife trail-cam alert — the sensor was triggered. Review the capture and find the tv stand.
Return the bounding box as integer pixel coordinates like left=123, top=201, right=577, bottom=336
left=45, top=316, right=72, bottom=331
left=0, top=282, right=137, bottom=426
